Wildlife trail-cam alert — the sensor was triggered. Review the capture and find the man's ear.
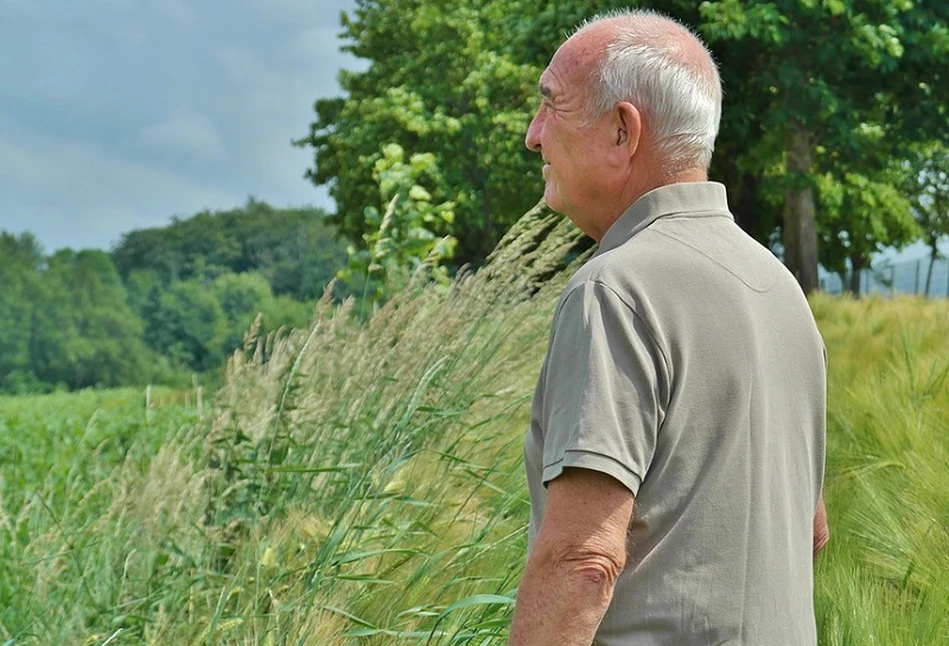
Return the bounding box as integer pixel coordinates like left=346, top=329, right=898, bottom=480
left=616, top=101, right=641, bottom=159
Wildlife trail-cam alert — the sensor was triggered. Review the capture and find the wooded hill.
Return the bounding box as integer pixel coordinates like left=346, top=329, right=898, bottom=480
left=0, top=200, right=345, bottom=394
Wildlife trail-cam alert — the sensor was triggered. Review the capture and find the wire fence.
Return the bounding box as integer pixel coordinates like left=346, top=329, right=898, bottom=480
left=820, top=253, right=949, bottom=297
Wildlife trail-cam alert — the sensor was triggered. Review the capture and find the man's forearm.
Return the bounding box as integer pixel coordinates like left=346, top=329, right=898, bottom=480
left=508, top=547, right=620, bottom=646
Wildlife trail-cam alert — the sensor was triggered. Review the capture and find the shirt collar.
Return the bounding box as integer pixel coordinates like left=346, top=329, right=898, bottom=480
left=596, top=181, right=732, bottom=255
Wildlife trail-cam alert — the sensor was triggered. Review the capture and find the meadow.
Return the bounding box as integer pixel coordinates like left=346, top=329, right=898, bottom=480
left=1, top=209, right=947, bottom=645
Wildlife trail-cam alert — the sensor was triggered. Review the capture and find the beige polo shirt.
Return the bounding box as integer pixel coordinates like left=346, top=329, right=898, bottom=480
left=524, top=182, right=826, bottom=646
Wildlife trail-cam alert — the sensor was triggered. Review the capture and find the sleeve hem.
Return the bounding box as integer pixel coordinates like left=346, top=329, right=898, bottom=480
left=542, top=450, right=643, bottom=496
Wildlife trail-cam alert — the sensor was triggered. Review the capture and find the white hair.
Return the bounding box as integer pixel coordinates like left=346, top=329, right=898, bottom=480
left=578, top=10, right=722, bottom=171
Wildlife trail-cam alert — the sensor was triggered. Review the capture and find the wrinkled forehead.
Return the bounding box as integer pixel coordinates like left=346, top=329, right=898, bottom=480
left=541, top=29, right=605, bottom=95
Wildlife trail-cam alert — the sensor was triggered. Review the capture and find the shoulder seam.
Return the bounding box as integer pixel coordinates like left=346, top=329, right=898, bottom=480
left=582, top=279, right=673, bottom=385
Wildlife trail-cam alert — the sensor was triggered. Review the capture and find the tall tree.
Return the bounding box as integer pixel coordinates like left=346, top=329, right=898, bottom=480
left=903, top=142, right=949, bottom=295
left=698, top=0, right=948, bottom=292
left=36, top=250, right=152, bottom=389
left=0, top=233, right=46, bottom=392
left=141, top=279, right=228, bottom=373
left=295, top=0, right=545, bottom=267
left=306, top=0, right=947, bottom=292
left=212, top=272, right=276, bottom=352
left=816, top=169, right=919, bottom=294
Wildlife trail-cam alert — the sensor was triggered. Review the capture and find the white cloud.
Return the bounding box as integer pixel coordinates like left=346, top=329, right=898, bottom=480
left=0, top=126, right=228, bottom=207
left=136, top=107, right=226, bottom=162
left=206, top=45, right=325, bottom=195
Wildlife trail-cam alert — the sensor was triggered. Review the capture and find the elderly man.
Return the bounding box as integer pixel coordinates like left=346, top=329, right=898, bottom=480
left=510, top=9, right=829, bottom=646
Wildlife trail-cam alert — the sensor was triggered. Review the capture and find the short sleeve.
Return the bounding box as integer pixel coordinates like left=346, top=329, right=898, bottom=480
left=539, top=280, right=667, bottom=496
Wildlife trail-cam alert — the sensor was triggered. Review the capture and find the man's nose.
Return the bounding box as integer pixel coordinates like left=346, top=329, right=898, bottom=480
left=525, top=111, right=543, bottom=153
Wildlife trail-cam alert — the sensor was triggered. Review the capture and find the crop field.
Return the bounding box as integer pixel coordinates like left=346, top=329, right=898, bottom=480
left=1, top=214, right=947, bottom=645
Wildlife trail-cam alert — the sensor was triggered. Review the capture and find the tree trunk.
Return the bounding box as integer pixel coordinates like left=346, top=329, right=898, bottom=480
left=924, top=237, right=939, bottom=296
left=848, top=253, right=866, bottom=296
left=732, top=172, right=761, bottom=240
left=783, top=128, right=819, bottom=294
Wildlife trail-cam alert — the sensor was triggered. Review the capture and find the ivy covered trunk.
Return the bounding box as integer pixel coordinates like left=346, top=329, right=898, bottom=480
left=783, top=127, right=819, bottom=294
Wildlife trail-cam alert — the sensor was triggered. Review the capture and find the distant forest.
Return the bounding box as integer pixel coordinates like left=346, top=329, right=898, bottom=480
left=0, top=200, right=346, bottom=394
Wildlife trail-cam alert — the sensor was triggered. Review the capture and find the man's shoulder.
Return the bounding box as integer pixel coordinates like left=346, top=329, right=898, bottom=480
left=560, top=258, right=636, bottom=310
left=554, top=252, right=658, bottom=330
left=588, top=213, right=795, bottom=297
left=562, top=232, right=671, bottom=303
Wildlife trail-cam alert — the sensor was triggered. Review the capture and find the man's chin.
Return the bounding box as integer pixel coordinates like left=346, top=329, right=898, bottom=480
left=544, top=187, right=562, bottom=212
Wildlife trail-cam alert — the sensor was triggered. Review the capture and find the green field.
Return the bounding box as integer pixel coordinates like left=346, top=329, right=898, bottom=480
left=2, top=217, right=947, bottom=644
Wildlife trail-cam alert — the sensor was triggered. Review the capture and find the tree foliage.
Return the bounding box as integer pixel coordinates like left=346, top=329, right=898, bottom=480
left=0, top=241, right=156, bottom=392
left=699, top=0, right=949, bottom=292
left=906, top=143, right=949, bottom=252
left=903, top=142, right=949, bottom=293
left=37, top=250, right=153, bottom=389
left=817, top=168, right=919, bottom=293
left=304, top=0, right=949, bottom=294
left=339, top=143, right=459, bottom=303
left=141, top=279, right=228, bottom=373
left=211, top=273, right=313, bottom=354
left=0, top=234, right=47, bottom=392
left=296, top=0, right=546, bottom=267
left=0, top=202, right=347, bottom=393
left=111, top=199, right=346, bottom=300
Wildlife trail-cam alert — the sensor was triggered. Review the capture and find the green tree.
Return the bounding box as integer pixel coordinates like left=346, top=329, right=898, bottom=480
left=34, top=250, right=152, bottom=389
left=124, top=268, right=164, bottom=318
left=212, top=272, right=275, bottom=353
left=306, top=0, right=947, bottom=293
left=295, top=0, right=544, bottom=268
left=339, top=143, right=458, bottom=303
left=816, top=169, right=919, bottom=294
left=143, top=280, right=228, bottom=373
left=903, top=142, right=949, bottom=294
left=0, top=233, right=46, bottom=392
left=699, top=0, right=949, bottom=292
left=111, top=200, right=345, bottom=299
left=228, top=199, right=345, bottom=299
left=2, top=204, right=339, bottom=391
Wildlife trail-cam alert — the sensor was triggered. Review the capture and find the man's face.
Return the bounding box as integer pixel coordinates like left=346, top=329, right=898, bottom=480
left=525, top=39, right=612, bottom=230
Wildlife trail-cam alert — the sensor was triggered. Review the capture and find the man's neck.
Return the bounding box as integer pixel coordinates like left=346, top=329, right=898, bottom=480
left=631, top=168, right=709, bottom=204
left=592, top=168, right=709, bottom=242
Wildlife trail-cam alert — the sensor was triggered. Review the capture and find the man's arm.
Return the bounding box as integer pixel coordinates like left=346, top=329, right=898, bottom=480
left=509, top=468, right=634, bottom=646
left=813, top=492, right=829, bottom=558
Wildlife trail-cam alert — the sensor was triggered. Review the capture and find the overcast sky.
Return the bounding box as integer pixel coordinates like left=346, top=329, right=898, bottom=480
left=0, top=0, right=363, bottom=253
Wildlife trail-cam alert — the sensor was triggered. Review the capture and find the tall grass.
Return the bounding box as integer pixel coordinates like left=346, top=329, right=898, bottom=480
left=1, top=209, right=947, bottom=644
left=811, top=294, right=949, bottom=644
left=0, top=388, right=204, bottom=643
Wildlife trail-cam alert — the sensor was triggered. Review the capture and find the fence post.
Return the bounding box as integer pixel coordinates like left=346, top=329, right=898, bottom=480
left=915, top=258, right=921, bottom=294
